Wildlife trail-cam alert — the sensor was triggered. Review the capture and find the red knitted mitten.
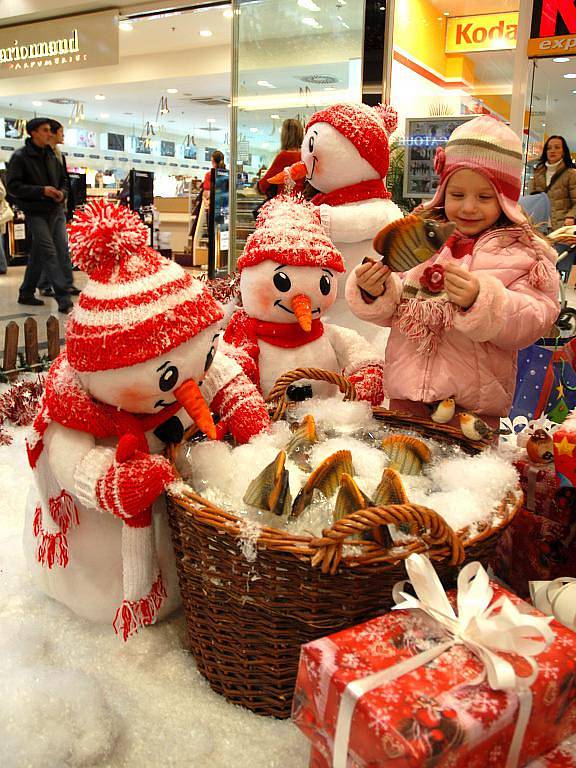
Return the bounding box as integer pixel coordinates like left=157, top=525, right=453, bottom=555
left=348, top=365, right=385, bottom=407
left=211, top=373, right=270, bottom=443
left=96, top=453, right=175, bottom=524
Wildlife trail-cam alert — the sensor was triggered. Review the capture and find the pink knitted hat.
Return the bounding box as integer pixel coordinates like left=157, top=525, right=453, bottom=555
left=237, top=196, right=345, bottom=273
left=66, top=200, right=224, bottom=372
left=422, top=115, right=526, bottom=225
left=306, top=103, right=398, bottom=180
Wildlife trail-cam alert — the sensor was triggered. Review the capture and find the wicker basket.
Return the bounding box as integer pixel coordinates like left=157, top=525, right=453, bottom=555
left=167, top=369, right=521, bottom=718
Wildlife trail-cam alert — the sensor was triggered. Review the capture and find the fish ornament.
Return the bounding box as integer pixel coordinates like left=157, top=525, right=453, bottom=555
left=243, top=450, right=292, bottom=516
left=526, top=428, right=554, bottom=464
left=372, top=467, right=409, bottom=507
left=333, top=473, right=394, bottom=548
left=286, top=415, right=318, bottom=469
left=373, top=214, right=456, bottom=272
left=381, top=435, right=431, bottom=475
left=291, top=450, right=354, bottom=518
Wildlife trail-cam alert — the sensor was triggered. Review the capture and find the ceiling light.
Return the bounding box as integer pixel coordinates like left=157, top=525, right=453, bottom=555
left=298, top=0, right=320, bottom=10
left=323, top=86, right=336, bottom=91
left=223, top=8, right=234, bottom=18
left=542, top=123, right=546, bottom=127
left=199, top=29, right=213, bottom=37
left=443, top=10, right=450, bottom=15
left=100, top=113, right=110, bottom=119
left=250, top=127, right=258, bottom=133
left=95, top=94, right=106, bottom=101
left=32, top=100, right=42, bottom=107
left=257, top=80, right=276, bottom=88
left=270, top=113, right=280, bottom=119
left=302, top=17, right=322, bottom=28
left=207, top=118, right=216, bottom=123
left=553, top=57, right=570, bottom=62
left=166, top=88, right=178, bottom=94
left=119, top=20, right=133, bottom=31
left=564, top=73, right=576, bottom=78
left=573, top=90, right=576, bottom=94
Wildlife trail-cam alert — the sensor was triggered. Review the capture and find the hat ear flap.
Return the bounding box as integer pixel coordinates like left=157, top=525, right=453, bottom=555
left=376, top=104, right=398, bottom=137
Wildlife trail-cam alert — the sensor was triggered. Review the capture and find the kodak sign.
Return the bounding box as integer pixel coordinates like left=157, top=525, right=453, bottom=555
left=528, top=0, right=576, bottom=56
left=445, top=12, right=519, bottom=54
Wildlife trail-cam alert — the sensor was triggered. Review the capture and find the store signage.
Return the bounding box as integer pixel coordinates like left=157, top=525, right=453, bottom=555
left=0, top=10, right=119, bottom=78
left=445, top=12, right=519, bottom=54
left=528, top=0, right=576, bottom=56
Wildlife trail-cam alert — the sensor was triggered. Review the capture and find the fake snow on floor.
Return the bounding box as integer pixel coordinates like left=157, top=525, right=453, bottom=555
left=0, top=427, right=310, bottom=768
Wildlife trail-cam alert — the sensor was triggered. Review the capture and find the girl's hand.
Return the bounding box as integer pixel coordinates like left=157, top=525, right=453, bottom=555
left=565, top=217, right=575, bottom=227
left=444, top=264, right=480, bottom=309
left=355, top=260, right=391, bottom=298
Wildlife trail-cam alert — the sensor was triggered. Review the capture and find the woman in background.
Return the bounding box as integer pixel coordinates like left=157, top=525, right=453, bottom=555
left=257, top=118, right=304, bottom=198
left=530, top=135, right=576, bottom=230
left=203, top=150, right=226, bottom=204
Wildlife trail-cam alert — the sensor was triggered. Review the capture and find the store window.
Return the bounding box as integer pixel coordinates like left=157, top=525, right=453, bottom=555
left=389, top=0, right=519, bottom=211
left=229, top=0, right=366, bottom=264
left=0, top=4, right=231, bottom=268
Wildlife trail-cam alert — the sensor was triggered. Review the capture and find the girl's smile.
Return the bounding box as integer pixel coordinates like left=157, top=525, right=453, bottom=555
left=444, top=169, right=502, bottom=237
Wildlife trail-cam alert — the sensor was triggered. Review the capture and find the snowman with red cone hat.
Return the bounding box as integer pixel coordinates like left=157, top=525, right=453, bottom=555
left=270, top=103, right=403, bottom=348
left=224, top=195, right=385, bottom=404
left=24, top=200, right=270, bottom=640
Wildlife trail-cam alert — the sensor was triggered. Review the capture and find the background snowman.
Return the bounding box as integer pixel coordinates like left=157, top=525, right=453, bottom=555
left=273, top=103, right=403, bottom=348
left=24, top=201, right=270, bottom=640
left=224, top=195, right=385, bottom=404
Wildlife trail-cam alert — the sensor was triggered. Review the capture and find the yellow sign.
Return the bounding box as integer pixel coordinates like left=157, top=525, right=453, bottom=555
left=527, top=33, right=576, bottom=56
left=445, top=12, right=519, bottom=54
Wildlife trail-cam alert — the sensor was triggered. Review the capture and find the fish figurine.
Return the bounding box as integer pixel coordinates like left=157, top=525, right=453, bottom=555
left=429, top=397, right=456, bottom=425
left=243, top=450, right=292, bottom=516
left=291, top=450, right=354, bottom=518
left=333, top=474, right=394, bottom=548
left=287, top=415, right=318, bottom=469
left=373, top=214, right=456, bottom=272
left=526, top=428, right=554, bottom=464
left=371, top=467, right=409, bottom=547
left=381, top=435, right=431, bottom=475
left=459, top=412, right=494, bottom=442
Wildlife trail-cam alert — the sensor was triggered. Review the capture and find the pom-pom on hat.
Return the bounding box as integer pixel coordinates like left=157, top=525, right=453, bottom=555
left=421, top=115, right=526, bottom=225
left=237, top=195, right=345, bottom=273
left=305, top=103, right=397, bottom=180
left=66, top=200, right=224, bottom=372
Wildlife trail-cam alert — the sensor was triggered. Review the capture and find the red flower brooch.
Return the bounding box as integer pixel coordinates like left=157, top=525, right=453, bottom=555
left=420, top=264, right=445, bottom=293
left=434, top=146, right=446, bottom=176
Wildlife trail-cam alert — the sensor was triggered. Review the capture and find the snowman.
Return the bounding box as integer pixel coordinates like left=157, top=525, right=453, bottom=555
left=223, top=195, right=385, bottom=404
left=24, top=201, right=270, bottom=639
left=272, top=103, right=403, bottom=349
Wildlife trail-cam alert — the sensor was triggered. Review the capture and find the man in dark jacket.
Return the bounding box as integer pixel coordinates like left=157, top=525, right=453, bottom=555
left=6, top=117, right=73, bottom=313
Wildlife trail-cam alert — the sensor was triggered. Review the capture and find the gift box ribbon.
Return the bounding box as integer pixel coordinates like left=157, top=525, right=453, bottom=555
left=531, top=578, right=576, bottom=632
left=333, top=554, right=555, bottom=768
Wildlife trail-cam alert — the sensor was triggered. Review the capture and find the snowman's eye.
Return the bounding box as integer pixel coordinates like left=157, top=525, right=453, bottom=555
left=273, top=272, right=291, bottom=292
left=203, top=333, right=220, bottom=374
left=159, top=365, right=179, bottom=392
left=319, top=275, right=331, bottom=295
left=308, top=135, right=315, bottom=153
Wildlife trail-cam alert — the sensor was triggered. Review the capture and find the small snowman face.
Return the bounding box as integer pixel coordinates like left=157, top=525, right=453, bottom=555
left=240, top=261, right=337, bottom=323
left=77, top=327, right=219, bottom=413
left=301, top=122, right=380, bottom=194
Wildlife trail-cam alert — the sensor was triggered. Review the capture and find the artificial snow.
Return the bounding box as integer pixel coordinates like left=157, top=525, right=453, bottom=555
left=0, top=425, right=310, bottom=767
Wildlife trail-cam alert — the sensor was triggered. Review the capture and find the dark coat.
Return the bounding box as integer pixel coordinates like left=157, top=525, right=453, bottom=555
left=6, top=138, right=67, bottom=217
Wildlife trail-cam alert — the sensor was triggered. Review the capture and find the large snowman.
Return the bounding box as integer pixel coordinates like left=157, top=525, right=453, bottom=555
left=24, top=201, right=270, bottom=639
left=224, top=195, right=385, bottom=404
left=273, top=103, right=403, bottom=348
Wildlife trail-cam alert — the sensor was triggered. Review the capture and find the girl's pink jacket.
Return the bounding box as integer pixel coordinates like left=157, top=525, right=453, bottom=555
left=345, top=226, right=560, bottom=417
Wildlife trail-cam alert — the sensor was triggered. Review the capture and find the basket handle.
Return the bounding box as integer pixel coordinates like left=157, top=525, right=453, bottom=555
left=265, top=367, right=357, bottom=422
left=308, top=503, right=465, bottom=575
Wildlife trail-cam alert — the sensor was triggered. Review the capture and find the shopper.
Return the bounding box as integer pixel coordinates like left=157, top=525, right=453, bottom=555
left=6, top=118, right=73, bottom=313
left=202, top=150, right=226, bottom=204
left=346, top=115, right=560, bottom=428
left=530, top=135, right=576, bottom=231
left=0, top=179, right=11, bottom=274
left=37, top=120, right=79, bottom=297
left=257, top=118, right=304, bottom=198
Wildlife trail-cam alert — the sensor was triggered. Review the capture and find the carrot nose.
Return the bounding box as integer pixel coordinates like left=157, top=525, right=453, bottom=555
left=291, top=293, right=312, bottom=332
left=174, top=379, right=217, bottom=440
left=268, top=161, right=308, bottom=185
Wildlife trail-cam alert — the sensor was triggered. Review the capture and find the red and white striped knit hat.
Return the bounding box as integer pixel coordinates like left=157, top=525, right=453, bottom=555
left=237, top=195, right=345, bottom=273
left=422, top=115, right=526, bottom=225
left=67, top=200, right=223, bottom=372
left=305, top=103, right=398, bottom=180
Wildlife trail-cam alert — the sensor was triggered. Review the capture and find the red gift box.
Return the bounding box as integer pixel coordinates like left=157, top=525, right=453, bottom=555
left=294, top=570, right=576, bottom=768
left=526, top=733, right=576, bottom=767
left=514, top=458, right=560, bottom=517
left=554, top=416, right=576, bottom=489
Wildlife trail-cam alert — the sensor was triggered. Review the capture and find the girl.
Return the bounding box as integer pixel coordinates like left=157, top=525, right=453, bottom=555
left=345, top=115, right=560, bottom=428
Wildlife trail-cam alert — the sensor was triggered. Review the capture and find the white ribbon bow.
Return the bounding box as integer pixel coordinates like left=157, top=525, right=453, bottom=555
left=531, top=578, right=576, bottom=631
left=333, top=554, right=555, bottom=768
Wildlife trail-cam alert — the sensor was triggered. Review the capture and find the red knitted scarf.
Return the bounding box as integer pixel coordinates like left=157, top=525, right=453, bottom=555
left=249, top=317, right=324, bottom=348
left=312, top=178, right=391, bottom=207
